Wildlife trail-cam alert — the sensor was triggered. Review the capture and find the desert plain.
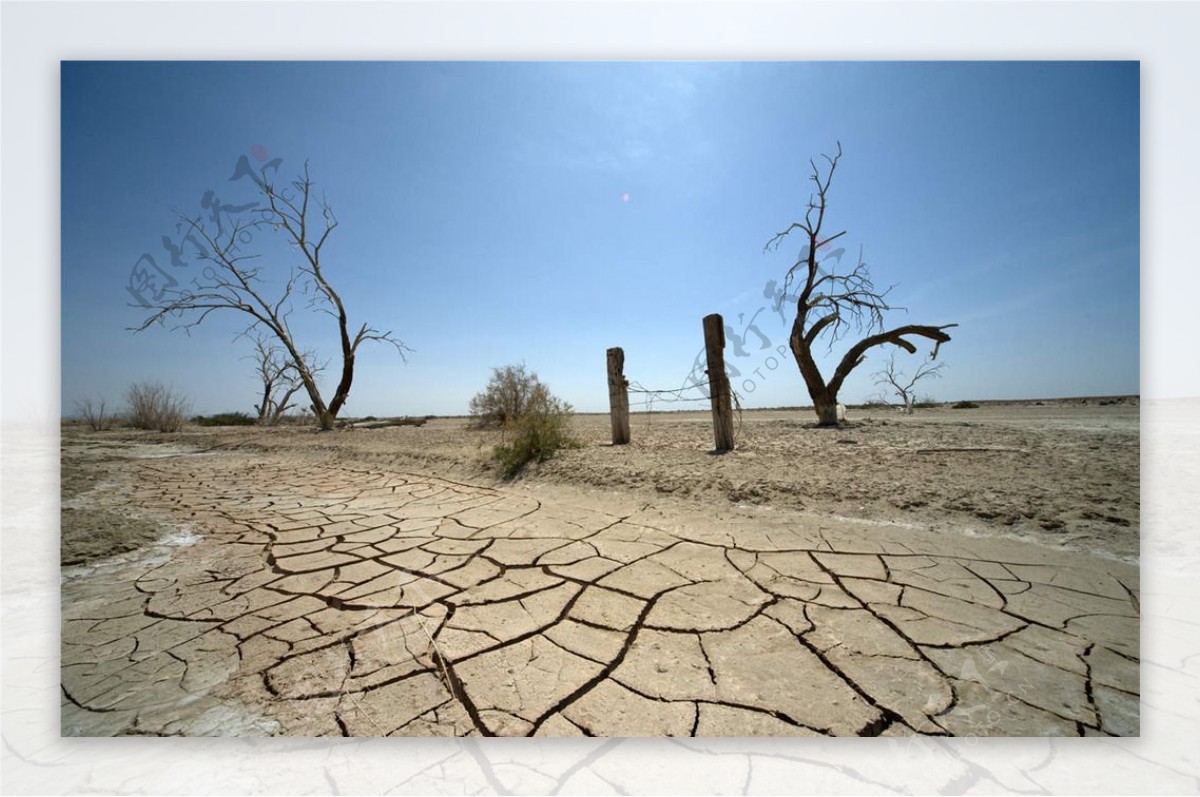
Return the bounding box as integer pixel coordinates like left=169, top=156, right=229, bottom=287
left=60, top=400, right=1139, bottom=737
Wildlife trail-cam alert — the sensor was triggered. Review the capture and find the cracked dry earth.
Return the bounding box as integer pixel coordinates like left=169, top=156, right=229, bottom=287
left=62, top=449, right=1140, bottom=738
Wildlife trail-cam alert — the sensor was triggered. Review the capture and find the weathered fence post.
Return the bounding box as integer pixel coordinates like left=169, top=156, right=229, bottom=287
left=703, top=314, right=735, bottom=452
left=607, top=347, right=631, bottom=445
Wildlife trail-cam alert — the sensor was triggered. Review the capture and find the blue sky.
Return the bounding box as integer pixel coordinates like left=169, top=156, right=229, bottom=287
left=61, top=61, right=1138, bottom=417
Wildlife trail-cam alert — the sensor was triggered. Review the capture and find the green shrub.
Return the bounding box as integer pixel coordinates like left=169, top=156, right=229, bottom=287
left=471, top=363, right=581, bottom=476
left=193, top=411, right=257, bottom=427
left=952, top=400, right=980, bottom=409
left=493, top=401, right=581, bottom=477
left=470, top=363, right=549, bottom=428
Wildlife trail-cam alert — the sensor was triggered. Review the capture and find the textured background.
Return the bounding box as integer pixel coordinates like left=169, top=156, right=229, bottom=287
left=4, top=1, right=1198, bottom=792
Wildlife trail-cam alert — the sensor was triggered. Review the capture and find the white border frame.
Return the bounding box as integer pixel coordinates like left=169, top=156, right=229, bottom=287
left=4, top=2, right=1198, bottom=793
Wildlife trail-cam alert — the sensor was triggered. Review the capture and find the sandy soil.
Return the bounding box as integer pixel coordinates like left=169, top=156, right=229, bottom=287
left=89, top=402, right=1136, bottom=562
left=60, top=439, right=213, bottom=566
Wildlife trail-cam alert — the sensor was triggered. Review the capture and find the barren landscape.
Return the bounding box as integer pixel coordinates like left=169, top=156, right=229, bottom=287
left=27, top=52, right=1171, bottom=797
left=60, top=401, right=1139, bottom=737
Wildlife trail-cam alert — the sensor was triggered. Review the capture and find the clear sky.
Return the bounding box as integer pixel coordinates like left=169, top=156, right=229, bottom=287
left=61, top=61, right=1139, bottom=417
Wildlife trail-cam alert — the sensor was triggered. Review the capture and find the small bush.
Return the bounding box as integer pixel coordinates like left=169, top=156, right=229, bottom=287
left=74, top=398, right=113, bottom=431
left=952, top=400, right=980, bottom=409
left=493, top=397, right=581, bottom=477
left=475, top=364, right=579, bottom=477
left=470, top=363, right=550, bottom=428
left=193, top=411, right=257, bottom=427
left=126, top=381, right=190, bottom=432
left=912, top=395, right=940, bottom=409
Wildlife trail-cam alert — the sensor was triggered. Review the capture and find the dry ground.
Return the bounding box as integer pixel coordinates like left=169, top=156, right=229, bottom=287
left=60, top=401, right=1139, bottom=737
left=82, top=401, right=1135, bottom=560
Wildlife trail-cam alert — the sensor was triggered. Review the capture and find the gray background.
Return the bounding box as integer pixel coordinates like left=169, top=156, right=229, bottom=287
left=3, top=1, right=1196, bottom=793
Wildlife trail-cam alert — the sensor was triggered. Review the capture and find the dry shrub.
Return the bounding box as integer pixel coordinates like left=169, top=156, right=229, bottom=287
left=472, top=364, right=580, bottom=476
left=126, top=381, right=190, bottom=432
left=74, top=398, right=112, bottom=431
left=493, top=396, right=581, bottom=478
left=469, top=363, right=549, bottom=428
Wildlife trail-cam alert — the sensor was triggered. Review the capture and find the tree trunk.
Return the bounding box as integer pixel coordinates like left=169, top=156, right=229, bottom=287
left=256, top=385, right=272, bottom=423
left=814, top=394, right=840, bottom=426
left=296, top=369, right=332, bottom=430
left=327, top=348, right=355, bottom=421
left=790, top=327, right=842, bottom=427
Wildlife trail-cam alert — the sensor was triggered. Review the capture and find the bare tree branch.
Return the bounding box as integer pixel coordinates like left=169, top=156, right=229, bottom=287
left=132, top=160, right=409, bottom=429
left=765, top=143, right=956, bottom=425
left=871, top=351, right=947, bottom=413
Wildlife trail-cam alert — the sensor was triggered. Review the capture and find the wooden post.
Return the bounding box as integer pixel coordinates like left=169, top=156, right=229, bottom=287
left=703, top=314, right=735, bottom=452
left=607, top=347, right=631, bottom=445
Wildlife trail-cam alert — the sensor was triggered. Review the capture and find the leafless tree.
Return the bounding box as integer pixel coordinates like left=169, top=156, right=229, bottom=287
left=74, top=398, right=112, bottom=431
left=246, top=334, right=326, bottom=424
left=132, top=161, right=409, bottom=430
left=872, top=351, right=945, bottom=413
left=765, top=143, right=956, bottom=426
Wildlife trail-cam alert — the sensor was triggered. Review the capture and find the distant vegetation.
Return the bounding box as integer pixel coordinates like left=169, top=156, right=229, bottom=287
left=952, top=400, right=980, bottom=409
left=193, top=411, right=257, bottom=427
left=871, top=352, right=945, bottom=414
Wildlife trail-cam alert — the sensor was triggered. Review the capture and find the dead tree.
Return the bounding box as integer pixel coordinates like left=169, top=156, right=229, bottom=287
left=74, top=398, right=111, bottom=431
left=872, top=351, right=944, bottom=413
left=765, top=143, right=956, bottom=426
left=246, top=334, right=325, bottom=424
left=132, top=161, right=409, bottom=430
